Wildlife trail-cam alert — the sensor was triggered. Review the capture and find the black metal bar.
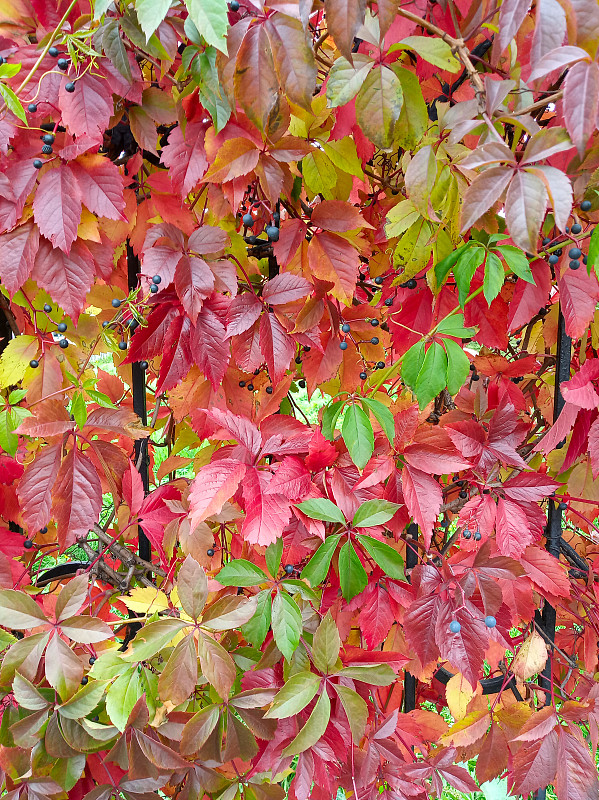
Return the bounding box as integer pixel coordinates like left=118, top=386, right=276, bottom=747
left=534, top=308, right=571, bottom=800
left=127, top=243, right=151, bottom=563
left=404, top=522, right=419, bottom=713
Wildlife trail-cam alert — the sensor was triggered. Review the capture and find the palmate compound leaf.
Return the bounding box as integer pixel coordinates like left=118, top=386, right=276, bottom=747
left=355, top=534, right=405, bottom=581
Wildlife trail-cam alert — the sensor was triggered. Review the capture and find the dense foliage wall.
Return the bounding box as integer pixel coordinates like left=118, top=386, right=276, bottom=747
left=0, top=0, right=599, bottom=798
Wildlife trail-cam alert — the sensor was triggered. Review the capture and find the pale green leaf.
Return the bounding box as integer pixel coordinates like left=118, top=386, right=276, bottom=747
left=282, top=688, right=330, bottom=756
left=264, top=671, right=321, bottom=718
left=342, top=404, right=374, bottom=470
left=271, top=592, right=302, bottom=661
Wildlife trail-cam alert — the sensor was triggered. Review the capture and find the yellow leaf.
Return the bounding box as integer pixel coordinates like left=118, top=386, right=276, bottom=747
left=441, top=708, right=490, bottom=747
left=0, top=336, right=38, bottom=388
left=511, top=630, right=548, bottom=681
left=77, top=208, right=101, bottom=242
left=121, top=587, right=170, bottom=614
left=445, top=671, right=481, bottom=721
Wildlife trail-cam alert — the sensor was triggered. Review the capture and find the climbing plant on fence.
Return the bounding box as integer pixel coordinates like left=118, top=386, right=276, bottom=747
left=0, top=0, right=598, bottom=798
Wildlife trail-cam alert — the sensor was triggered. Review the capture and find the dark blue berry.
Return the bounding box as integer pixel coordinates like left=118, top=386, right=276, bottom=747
left=150, top=284, right=158, bottom=293
left=341, top=323, right=350, bottom=333
left=42, top=133, right=55, bottom=145
left=24, top=539, right=33, bottom=549
left=384, top=298, right=393, bottom=306
left=140, top=361, right=149, bottom=370
left=118, top=340, right=127, bottom=350
left=207, top=548, right=215, bottom=556
left=28, top=103, right=37, bottom=113
left=41, top=144, right=52, bottom=154
left=371, top=336, right=379, bottom=344
left=33, top=158, right=43, bottom=169
left=473, top=531, right=482, bottom=541
left=548, top=254, right=559, bottom=264
left=49, top=46, right=59, bottom=57
left=360, top=372, right=367, bottom=379
left=29, top=359, right=39, bottom=368
left=571, top=223, right=582, bottom=234
left=484, top=616, right=496, bottom=628
left=374, top=276, right=384, bottom=285
left=65, top=82, right=75, bottom=92
left=229, top=0, right=240, bottom=9
left=242, top=213, right=254, bottom=227
left=57, top=322, right=67, bottom=332
left=570, top=260, right=580, bottom=270
left=40, top=527, right=48, bottom=534
left=247, top=383, right=254, bottom=391
left=284, top=564, right=294, bottom=574
left=43, top=303, right=52, bottom=312
left=569, top=247, right=582, bottom=259
left=298, top=379, right=306, bottom=388
left=57, top=58, right=68, bottom=70
left=340, top=341, right=348, bottom=350
left=542, top=237, right=551, bottom=246
left=112, top=298, right=121, bottom=308
left=407, top=279, right=417, bottom=289
left=463, top=528, right=472, bottom=539
left=239, top=380, right=246, bottom=387
left=449, top=620, right=461, bottom=633
left=377, top=361, right=385, bottom=369
left=152, top=275, right=161, bottom=284
left=581, top=200, right=592, bottom=212
left=266, top=225, right=279, bottom=241
left=59, top=338, right=68, bottom=349
left=266, top=386, right=273, bottom=394
left=370, top=319, right=379, bottom=327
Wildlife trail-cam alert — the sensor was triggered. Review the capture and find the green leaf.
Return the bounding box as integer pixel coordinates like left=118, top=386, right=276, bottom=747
left=394, top=36, right=461, bottom=72
left=334, top=684, right=368, bottom=741
left=312, top=611, right=341, bottom=673
left=217, top=559, right=269, bottom=587
left=482, top=251, right=505, bottom=305
left=356, top=534, right=405, bottom=580
left=434, top=245, right=467, bottom=285
left=355, top=64, right=403, bottom=151
left=296, top=498, right=346, bottom=525
left=242, top=590, right=272, bottom=648
left=0, top=63, right=21, bottom=79
left=326, top=54, right=373, bottom=107
left=0, top=410, right=17, bottom=456
left=85, top=389, right=117, bottom=408
left=321, top=137, right=364, bottom=179
left=135, top=0, right=171, bottom=40
left=71, top=391, right=87, bottom=430
left=392, top=65, right=428, bottom=150
left=435, top=313, right=476, bottom=338
left=301, top=534, right=342, bottom=587
left=321, top=399, right=345, bottom=441
left=105, top=667, right=143, bottom=732
left=271, top=592, right=302, bottom=661
left=454, top=246, right=485, bottom=306
left=120, top=619, right=187, bottom=662
left=282, top=688, right=330, bottom=756
left=185, top=0, right=229, bottom=53
left=0, top=589, right=47, bottom=629
left=342, top=404, right=374, bottom=470
left=8, top=389, right=27, bottom=404
left=414, top=342, right=448, bottom=409
left=280, top=579, right=320, bottom=603
left=265, top=538, right=283, bottom=578
left=337, top=664, right=396, bottom=685
left=264, top=671, right=321, bottom=719
left=93, top=0, right=113, bottom=18
left=401, top=339, right=426, bottom=391
left=444, top=337, right=472, bottom=396
left=101, top=19, right=132, bottom=81
left=352, top=500, right=400, bottom=528
left=497, top=245, right=534, bottom=283
left=588, top=224, right=599, bottom=278
left=338, top=541, right=368, bottom=601
left=0, top=83, right=26, bottom=123
left=59, top=679, right=110, bottom=719
left=360, top=397, right=394, bottom=444
left=180, top=704, right=220, bottom=756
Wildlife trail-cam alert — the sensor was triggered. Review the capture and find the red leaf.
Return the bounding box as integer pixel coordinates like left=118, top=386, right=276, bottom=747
left=174, top=255, right=215, bottom=322
left=70, top=155, right=126, bottom=220
left=558, top=265, right=599, bottom=340
left=267, top=456, right=312, bottom=501
left=495, top=497, right=532, bottom=557
left=31, top=238, right=95, bottom=321
left=401, top=464, right=442, bottom=550
left=504, top=170, right=547, bottom=253
left=272, top=218, right=308, bottom=266
left=502, top=472, right=560, bottom=502
left=308, top=231, right=360, bottom=305
left=207, top=408, right=262, bottom=459
left=555, top=729, right=599, bottom=800
left=189, top=458, right=247, bottom=526
left=59, top=72, right=114, bottom=141
left=33, top=164, right=82, bottom=253
left=51, top=448, right=103, bottom=550
left=561, top=358, right=599, bottom=409
left=358, top=582, right=395, bottom=648
left=127, top=302, right=181, bottom=362
left=563, top=60, right=599, bottom=157
left=232, top=319, right=263, bottom=373
left=460, top=166, right=513, bottom=232
left=510, top=730, right=558, bottom=796
left=507, top=258, right=551, bottom=332
left=436, top=602, right=488, bottom=689
left=498, top=0, right=532, bottom=51
left=15, top=400, right=74, bottom=439
left=310, top=200, right=372, bottom=233
left=324, top=0, right=366, bottom=60
left=156, top=314, right=193, bottom=393
left=17, top=443, right=62, bottom=534
left=191, top=301, right=230, bottom=390
left=123, top=460, right=144, bottom=516
left=188, top=225, right=230, bottom=255
left=262, top=272, right=312, bottom=305
left=259, top=312, right=296, bottom=382
left=160, top=122, right=208, bottom=195
left=226, top=293, right=263, bottom=338
left=241, top=468, right=291, bottom=546
left=520, top=545, right=571, bottom=598
left=234, top=24, right=279, bottom=132
left=265, top=14, right=317, bottom=109
left=0, top=221, right=39, bottom=297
